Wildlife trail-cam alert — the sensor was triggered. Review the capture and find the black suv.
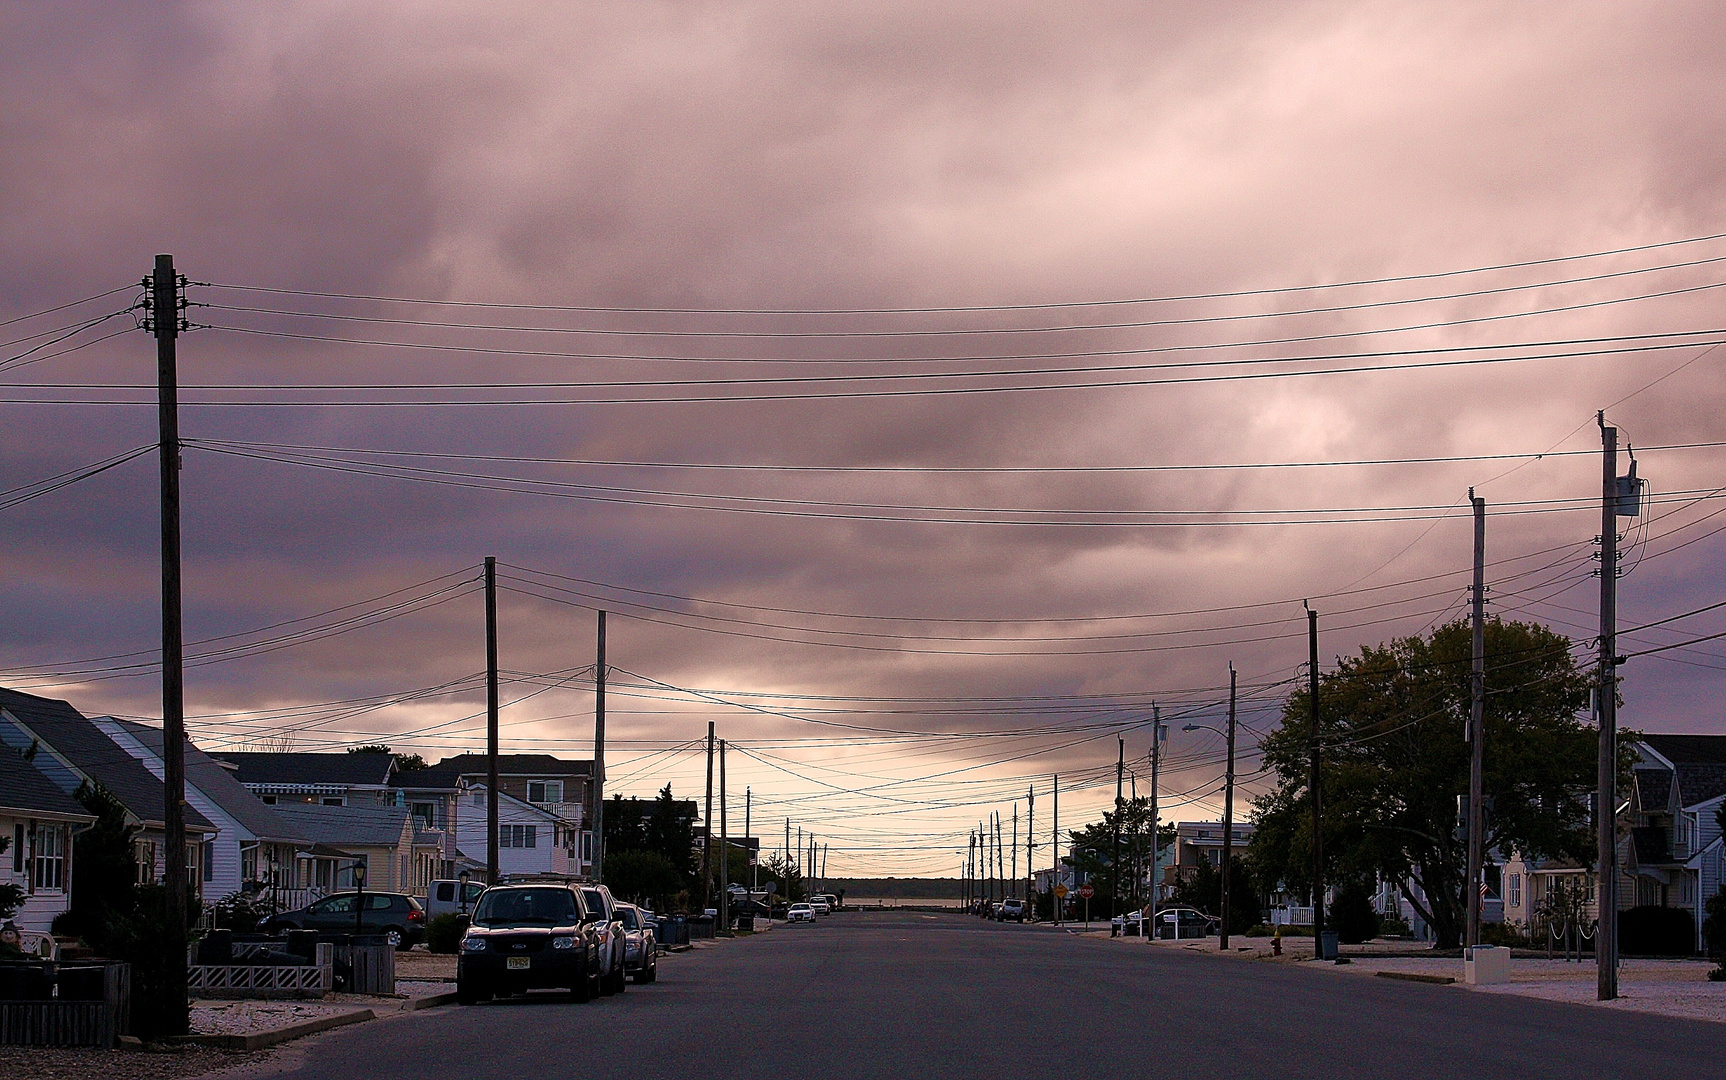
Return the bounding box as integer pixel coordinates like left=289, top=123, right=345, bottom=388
left=457, top=884, right=603, bottom=1004
left=262, top=892, right=426, bottom=950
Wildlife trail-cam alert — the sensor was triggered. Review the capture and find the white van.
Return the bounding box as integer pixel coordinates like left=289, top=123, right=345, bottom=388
left=426, top=878, right=487, bottom=919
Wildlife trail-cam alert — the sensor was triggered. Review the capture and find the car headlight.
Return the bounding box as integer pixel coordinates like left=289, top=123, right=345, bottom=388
left=551, top=936, right=577, bottom=950
left=461, top=936, right=487, bottom=952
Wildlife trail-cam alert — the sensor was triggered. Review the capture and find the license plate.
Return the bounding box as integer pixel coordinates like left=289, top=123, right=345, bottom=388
left=507, top=956, right=530, bottom=970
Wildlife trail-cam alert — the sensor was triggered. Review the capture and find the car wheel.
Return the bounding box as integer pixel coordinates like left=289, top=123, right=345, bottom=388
left=614, top=956, right=627, bottom=994
left=646, top=956, right=657, bottom=983
left=384, top=928, right=405, bottom=949
left=572, top=960, right=593, bottom=1003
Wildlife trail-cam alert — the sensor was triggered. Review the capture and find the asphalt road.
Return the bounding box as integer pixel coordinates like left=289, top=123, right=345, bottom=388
left=224, top=912, right=1726, bottom=1080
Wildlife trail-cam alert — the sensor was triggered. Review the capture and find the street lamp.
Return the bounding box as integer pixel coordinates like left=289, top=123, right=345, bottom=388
left=351, top=859, right=368, bottom=938
left=1185, top=665, right=1238, bottom=951
left=457, top=868, right=472, bottom=917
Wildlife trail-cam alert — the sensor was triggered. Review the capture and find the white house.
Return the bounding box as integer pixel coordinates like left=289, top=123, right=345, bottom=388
left=0, top=748, right=94, bottom=937
left=456, top=785, right=581, bottom=878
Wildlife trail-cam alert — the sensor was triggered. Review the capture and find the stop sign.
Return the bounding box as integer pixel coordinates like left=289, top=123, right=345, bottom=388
left=1078, top=884, right=1095, bottom=899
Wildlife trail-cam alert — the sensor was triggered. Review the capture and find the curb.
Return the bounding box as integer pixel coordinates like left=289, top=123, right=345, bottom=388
left=1375, top=971, right=1457, bottom=986
left=179, top=1007, right=376, bottom=1051
left=397, top=992, right=459, bottom=1012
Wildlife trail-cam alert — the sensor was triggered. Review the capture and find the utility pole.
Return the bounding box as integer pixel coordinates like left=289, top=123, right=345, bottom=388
left=1011, top=807, right=1019, bottom=901
left=1467, top=492, right=1486, bottom=949
left=1052, top=774, right=1059, bottom=924
left=1148, top=705, right=1162, bottom=942
left=593, top=610, right=607, bottom=882
left=1113, top=737, right=1125, bottom=921
left=1026, top=785, right=1034, bottom=904
left=1308, top=604, right=1326, bottom=951
left=148, top=254, right=189, bottom=1036
left=486, top=556, right=499, bottom=885
left=967, top=832, right=975, bottom=907
left=747, top=787, right=755, bottom=895
left=701, top=722, right=715, bottom=910
left=1597, top=413, right=1623, bottom=1001
left=719, top=739, right=729, bottom=934
left=1222, top=663, right=1238, bottom=952
left=785, top=818, right=791, bottom=865
left=820, top=843, right=827, bottom=892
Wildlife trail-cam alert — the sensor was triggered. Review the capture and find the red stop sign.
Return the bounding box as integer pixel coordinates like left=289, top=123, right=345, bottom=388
left=1078, top=884, right=1095, bottom=898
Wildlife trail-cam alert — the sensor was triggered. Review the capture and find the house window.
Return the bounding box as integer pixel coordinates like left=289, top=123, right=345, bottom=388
left=203, top=840, right=215, bottom=882
left=31, top=826, right=66, bottom=891
left=581, top=832, right=593, bottom=862
left=11, top=824, right=21, bottom=872
left=1507, top=873, right=1522, bottom=908
left=499, top=825, right=539, bottom=849
left=322, top=797, right=345, bottom=807
left=260, top=795, right=277, bottom=805
left=412, top=802, right=436, bottom=828
left=527, top=781, right=563, bottom=804
left=136, top=840, right=158, bottom=885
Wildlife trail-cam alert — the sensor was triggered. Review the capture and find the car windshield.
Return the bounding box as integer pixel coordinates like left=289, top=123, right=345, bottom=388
left=790, top=904, right=811, bottom=911
left=471, top=888, right=580, bottom=927
left=618, top=908, right=639, bottom=930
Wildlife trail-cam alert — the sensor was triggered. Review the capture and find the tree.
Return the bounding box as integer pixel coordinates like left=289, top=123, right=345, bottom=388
left=603, top=785, right=696, bottom=890
left=66, top=781, right=138, bottom=940
left=1171, top=855, right=1262, bottom=933
left=603, top=850, right=685, bottom=911
left=0, top=834, right=22, bottom=926
left=758, top=852, right=804, bottom=903
left=1065, top=798, right=1173, bottom=912
left=1248, top=618, right=1603, bottom=949
left=346, top=744, right=424, bottom=771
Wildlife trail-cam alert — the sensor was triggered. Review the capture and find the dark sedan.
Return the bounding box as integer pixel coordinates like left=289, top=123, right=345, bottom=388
left=457, top=884, right=603, bottom=1004
left=261, top=891, right=426, bottom=950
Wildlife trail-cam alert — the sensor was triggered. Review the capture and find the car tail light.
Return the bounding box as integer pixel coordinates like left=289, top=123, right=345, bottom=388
left=408, top=910, right=425, bottom=922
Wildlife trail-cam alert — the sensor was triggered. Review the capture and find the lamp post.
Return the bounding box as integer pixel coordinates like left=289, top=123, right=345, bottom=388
left=352, top=860, right=368, bottom=938
left=458, top=869, right=472, bottom=917
left=1185, top=688, right=1238, bottom=951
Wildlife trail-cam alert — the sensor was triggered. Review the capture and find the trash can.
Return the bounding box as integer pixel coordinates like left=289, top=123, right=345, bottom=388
left=1318, top=931, right=1339, bottom=961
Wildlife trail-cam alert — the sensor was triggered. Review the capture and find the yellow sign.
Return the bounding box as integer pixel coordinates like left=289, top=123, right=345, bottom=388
left=1053, top=884, right=1069, bottom=898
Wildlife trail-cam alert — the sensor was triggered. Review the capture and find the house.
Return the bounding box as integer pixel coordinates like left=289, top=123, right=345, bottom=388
left=268, top=803, right=427, bottom=896
left=0, top=747, right=95, bottom=936
left=0, top=687, right=217, bottom=894
left=217, top=750, right=397, bottom=807
left=454, top=785, right=581, bottom=879
left=1172, top=820, right=1255, bottom=875
left=1616, top=733, right=1726, bottom=953
left=406, top=753, right=595, bottom=872
left=87, top=717, right=310, bottom=911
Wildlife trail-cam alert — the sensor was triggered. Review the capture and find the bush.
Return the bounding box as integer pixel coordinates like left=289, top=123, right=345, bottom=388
left=50, top=909, right=84, bottom=938
left=211, top=890, right=271, bottom=933
left=1620, top=905, right=1697, bottom=957
left=1378, top=915, right=1412, bottom=939
left=1480, top=921, right=1530, bottom=948
left=426, top=913, right=469, bottom=954
left=1331, top=883, right=1381, bottom=945
left=1273, top=925, right=1313, bottom=937
left=1244, top=924, right=1275, bottom=937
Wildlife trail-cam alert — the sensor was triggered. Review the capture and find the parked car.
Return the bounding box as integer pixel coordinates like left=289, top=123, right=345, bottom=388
left=425, top=878, right=487, bottom=919
left=578, top=883, right=630, bottom=995
left=815, top=893, right=840, bottom=911
left=787, top=903, right=815, bottom=923
left=806, top=896, right=832, bottom=916
left=456, top=883, right=602, bottom=1005
left=615, top=902, right=658, bottom=984
left=262, top=891, right=426, bottom=950
left=1112, top=906, right=1219, bottom=938
left=996, top=898, right=1026, bottom=923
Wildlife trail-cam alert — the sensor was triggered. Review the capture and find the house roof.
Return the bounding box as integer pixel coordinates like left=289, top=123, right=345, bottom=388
left=1674, top=763, right=1726, bottom=807
left=405, top=753, right=593, bottom=789
left=267, top=803, right=411, bottom=848
left=0, top=687, right=214, bottom=832
left=1639, top=734, right=1726, bottom=767
left=1633, top=768, right=1673, bottom=814
left=216, top=751, right=395, bottom=790
left=0, top=748, right=95, bottom=820
left=102, top=719, right=309, bottom=846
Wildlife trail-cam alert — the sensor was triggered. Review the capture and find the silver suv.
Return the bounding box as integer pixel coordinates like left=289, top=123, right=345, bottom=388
left=578, top=883, right=629, bottom=995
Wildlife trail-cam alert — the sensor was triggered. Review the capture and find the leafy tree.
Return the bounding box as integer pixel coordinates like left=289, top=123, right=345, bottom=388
left=758, top=852, right=804, bottom=903
left=1065, top=798, right=1173, bottom=912
left=1171, top=854, right=1263, bottom=933
left=346, top=744, right=423, bottom=770
left=603, top=785, right=696, bottom=889
left=66, top=781, right=138, bottom=939
left=602, top=850, right=685, bottom=910
left=0, top=835, right=22, bottom=923
left=1330, top=881, right=1381, bottom=944
left=1248, top=618, right=1604, bottom=949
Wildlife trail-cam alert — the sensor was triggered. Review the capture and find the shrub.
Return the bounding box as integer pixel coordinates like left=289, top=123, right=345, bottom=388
left=426, top=913, right=469, bottom=954
left=1244, top=924, right=1275, bottom=937
left=211, top=890, right=271, bottom=933
left=1331, top=883, right=1381, bottom=945
left=1479, top=921, right=1530, bottom=948
left=50, top=909, right=83, bottom=938
left=1378, top=915, right=1412, bottom=939
left=1619, top=905, right=1697, bottom=957
left=1273, top=925, right=1313, bottom=937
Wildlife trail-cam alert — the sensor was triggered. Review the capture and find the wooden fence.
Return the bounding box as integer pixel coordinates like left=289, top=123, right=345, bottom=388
left=0, top=964, right=130, bottom=1049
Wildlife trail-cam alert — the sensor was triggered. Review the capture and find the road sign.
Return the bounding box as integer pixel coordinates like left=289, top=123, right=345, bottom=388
left=1053, top=884, right=1069, bottom=899
left=1078, top=884, right=1094, bottom=899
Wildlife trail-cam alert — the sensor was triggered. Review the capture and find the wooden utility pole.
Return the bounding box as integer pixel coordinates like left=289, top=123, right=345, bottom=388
left=701, top=722, right=715, bottom=909
left=1011, top=806, right=1018, bottom=901
left=747, top=787, right=755, bottom=895
left=1148, top=706, right=1161, bottom=941
left=1052, top=774, right=1059, bottom=924
left=1467, top=492, right=1487, bottom=948
left=149, top=254, right=189, bottom=1036
left=485, top=556, right=500, bottom=884
left=1597, top=414, right=1621, bottom=1000
left=1113, top=737, right=1124, bottom=921
left=1026, top=784, right=1034, bottom=904
left=593, top=610, right=606, bottom=882
left=719, top=739, right=730, bottom=934
left=1308, top=605, right=1326, bottom=951
left=1221, top=663, right=1238, bottom=951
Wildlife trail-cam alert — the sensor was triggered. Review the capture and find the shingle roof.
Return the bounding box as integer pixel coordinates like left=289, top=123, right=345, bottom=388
left=405, top=753, right=592, bottom=789
left=267, top=803, right=411, bottom=848
left=1634, top=768, right=1673, bottom=814
left=0, top=687, right=214, bottom=831
left=1639, top=734, right=1726, bottom=767
left=1674, top=763, right=1726, bottom=807
left=0, top=748, right=94, bottom=820
left=104, top=719, right=308, bottom=845
left=216, top=751, right=395, bottom=789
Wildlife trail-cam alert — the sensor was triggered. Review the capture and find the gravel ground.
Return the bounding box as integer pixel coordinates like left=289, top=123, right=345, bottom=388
left=0, top=1045, right=260, bottom=1080
left=188, top=1000, right=369, bottom=1037
left=393, top=950, right=456, bottom=981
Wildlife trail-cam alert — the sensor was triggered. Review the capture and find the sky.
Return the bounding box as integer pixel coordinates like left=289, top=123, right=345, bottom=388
left=4, top=1, right=1726, bottom=878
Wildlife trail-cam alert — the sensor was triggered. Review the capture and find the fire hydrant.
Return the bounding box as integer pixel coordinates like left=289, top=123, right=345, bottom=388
left=1272, top=935, right=1283, bottom=957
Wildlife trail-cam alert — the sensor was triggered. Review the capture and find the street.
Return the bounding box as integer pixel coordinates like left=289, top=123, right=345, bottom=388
left=218, top=912, right=1726, bottom=1080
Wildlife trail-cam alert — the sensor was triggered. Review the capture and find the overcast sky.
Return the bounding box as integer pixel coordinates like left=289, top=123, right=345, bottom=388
left=4, top=1, right=1725, bottom=877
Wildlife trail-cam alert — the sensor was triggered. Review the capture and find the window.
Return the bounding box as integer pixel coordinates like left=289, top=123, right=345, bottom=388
left=322, top=797, right=345, bottom=807
left=31, top=826, right=65, bottom=891
left=1507, top=873, right=1522, bottom=908
left=203, top=840, right=215, bottom=882
left=413, top=802, right=436, bottom=828
left=499, top=825, right=539, bottom=849
left=11, top=824, right=21, bottom=873
left=581, top=832, right=593, bottom=862
left=260, top=795, right=277, bottom=805
left=527, top=780, right=563, bottom=804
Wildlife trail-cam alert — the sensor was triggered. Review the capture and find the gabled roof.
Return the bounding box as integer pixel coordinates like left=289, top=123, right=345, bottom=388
left=1639, top=734, right=1726, bottom=767
left=0, top=687, right=214, bottom=832
left=0, top=748, right=95, bottom=820
left=1633, top=768, right=1673, bottom=814
left=1674, top=764, right=1726, bottom=807
left=100, top=719, right=308, bottom=846
left=405, top=753, right=593, bottom=790
left=267, top=803, right=411, bottom=849
left=216, top=751, right=395, bottom=790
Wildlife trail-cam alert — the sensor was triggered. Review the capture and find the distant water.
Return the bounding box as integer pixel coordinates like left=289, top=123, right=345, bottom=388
left=845, top=897, right=963, bottom=908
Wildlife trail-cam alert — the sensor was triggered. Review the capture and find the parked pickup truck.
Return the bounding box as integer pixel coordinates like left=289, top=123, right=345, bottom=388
left=426, top=878, right=487, bottom=919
